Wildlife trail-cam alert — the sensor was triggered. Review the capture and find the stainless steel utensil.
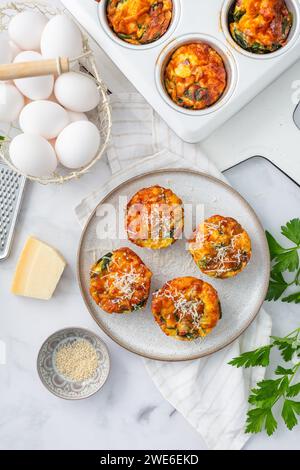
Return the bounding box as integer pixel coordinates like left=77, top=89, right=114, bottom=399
left=0, top=160, right=26, bottom=260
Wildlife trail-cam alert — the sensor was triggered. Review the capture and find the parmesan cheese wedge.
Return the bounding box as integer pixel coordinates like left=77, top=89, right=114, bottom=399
left=11, top=236, right=66, bottom=300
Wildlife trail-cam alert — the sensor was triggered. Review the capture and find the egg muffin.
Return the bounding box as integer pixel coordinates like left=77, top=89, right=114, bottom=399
left=152, top=277, right=221, bottom=341
left=164, top=42, right=227, bottom=110
left=90, top=247, right=152, bottom=314
left=126, top=185, right=184, bottom=250
left=106, top=0, right=173, bottom=45
left=189, top=215, right=252, bottom=279
left=229, top=0, right=293, bottom=54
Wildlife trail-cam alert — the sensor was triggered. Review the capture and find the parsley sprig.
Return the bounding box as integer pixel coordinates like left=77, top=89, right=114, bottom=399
left=266, top=219, right=300, bottom=303
left=229, top=218, right=300, bottom=436
left=229, top=328, right=300, bottom=436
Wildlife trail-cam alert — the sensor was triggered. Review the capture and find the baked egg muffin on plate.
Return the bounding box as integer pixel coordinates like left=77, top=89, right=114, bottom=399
left=90, top=247, right=152, bottom=314
left=164, top=42, right=227, bottom=110
left=126, top=185, right=184, bottom=250
left=106, top=0, right=173, bottom=45
left=152, top=277, right=222, bottom=341
left=189, top=215, right=252, bottom=279
left=229, top=0, right=293, bottom=54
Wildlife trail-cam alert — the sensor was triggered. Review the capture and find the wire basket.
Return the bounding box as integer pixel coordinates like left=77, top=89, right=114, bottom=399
left=0, top=1, right=112, bottom=184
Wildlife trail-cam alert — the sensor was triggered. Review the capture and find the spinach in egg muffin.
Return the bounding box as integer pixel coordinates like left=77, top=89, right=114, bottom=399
left=152, top=277, right=221, bottom=341
left=90, top=248, right=152, bottom=314
left=107, top=0, right=173, bottom=45
left=164, top=43, right=227, bottom=111
left=229, top=0, right=293, bottom=54
left=189, top=215, right=252, bottom=279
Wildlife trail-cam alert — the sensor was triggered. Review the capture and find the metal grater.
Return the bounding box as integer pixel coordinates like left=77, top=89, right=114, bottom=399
left=0, top=161, right=26, bottom=260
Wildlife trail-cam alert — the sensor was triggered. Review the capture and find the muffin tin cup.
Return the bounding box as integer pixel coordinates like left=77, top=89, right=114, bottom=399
left=98, top=0, right=182, bottom=50
left=155, top=33, right=238, bottom=116
left=61, top=0, right=300, bottom=142
left=221, top=0, right=300, bottom=60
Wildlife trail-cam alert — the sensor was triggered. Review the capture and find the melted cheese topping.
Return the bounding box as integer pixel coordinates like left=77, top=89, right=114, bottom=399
left=164, top=43, right=227, bottom=110
left=152, top=277, right=221, bottom=341
left=189, top=215, right=252, bottom=279
left=229, top=0, right=292, bottom=53
left=107, top=266, right=143, bottom=300
left=126, top=185, right=184, bottom=250
left=107, top=0, right=173, bottom=45
left=163, top=284, right=204, bottom=329
left=90, top=247, right=152, bottom=314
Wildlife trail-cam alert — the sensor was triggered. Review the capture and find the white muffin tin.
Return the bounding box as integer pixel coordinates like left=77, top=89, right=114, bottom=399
left=61, top=0, right=300, bottom=143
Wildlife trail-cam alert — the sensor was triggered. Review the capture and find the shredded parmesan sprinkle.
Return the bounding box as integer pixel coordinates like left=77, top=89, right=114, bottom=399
left=163, top=285, right=204, bottom=328
left=112, top=268, right=142, bottom=299
left=205, top=222, right=223, bottom=233
left=194, top=221, right=223, bottom=244
left=55, top=339, right=98, bottom=382
left=205, top=243, right=244, bottom=275
left=100, top=262, right=146, bottom=304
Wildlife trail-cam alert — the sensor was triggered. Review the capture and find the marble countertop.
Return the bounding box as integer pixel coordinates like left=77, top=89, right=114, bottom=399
left=1, top=0, right=300, bottom=451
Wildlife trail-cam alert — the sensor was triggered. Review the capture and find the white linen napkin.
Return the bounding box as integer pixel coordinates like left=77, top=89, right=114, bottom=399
left=75, top=93, right=272, bottom=451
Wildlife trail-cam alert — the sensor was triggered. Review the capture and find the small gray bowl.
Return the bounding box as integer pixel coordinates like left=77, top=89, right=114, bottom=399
left=37, top=327, right=110, bottom=400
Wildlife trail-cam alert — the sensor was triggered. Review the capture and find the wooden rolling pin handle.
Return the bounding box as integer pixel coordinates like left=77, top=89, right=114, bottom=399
left=0, top=57, right=70, bottom=81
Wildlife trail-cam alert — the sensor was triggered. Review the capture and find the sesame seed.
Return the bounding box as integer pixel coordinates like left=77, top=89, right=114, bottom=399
left=55, top=339, right=99, bottom=382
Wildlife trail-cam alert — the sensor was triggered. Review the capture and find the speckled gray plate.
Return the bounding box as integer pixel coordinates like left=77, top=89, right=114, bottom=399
left=77, top=169, right=270, bottom=361
left=37, top=327, right=110, bottom=399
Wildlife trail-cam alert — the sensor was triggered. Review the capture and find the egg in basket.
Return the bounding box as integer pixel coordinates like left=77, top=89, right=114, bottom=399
left=0, top=1, right=111, bottom=184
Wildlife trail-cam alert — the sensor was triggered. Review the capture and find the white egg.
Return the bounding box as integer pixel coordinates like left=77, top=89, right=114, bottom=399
left=54, top=72, right=100, bottom=112
left=41, top=15, right=83, bottom=59
left=9, top=41, right=21, bottom=60
left=0, top=35, right=12, bottom=64
left=0, top=83, right=24, bottom=123
left=8, top=11, right=48, bottom=51
left=19, top=100, right=69, bottom=140
left=55, top=121, right=100, bottom=169
left=67, top=110, right=88, bottom=123
left=14, top=51, right=54, bottom=100
left=10, top=133, right=57, bottom=177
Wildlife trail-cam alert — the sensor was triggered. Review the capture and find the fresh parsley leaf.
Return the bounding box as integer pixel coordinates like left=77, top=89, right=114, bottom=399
left=270, top=270, right=287, bottom=282
left=266, top=271, right=288, bottom=301
left=248, top=393, right=275, bottom=408
left=275, top=366, right=294, bottom=375
left=246, top=408, right=277, bottom=436
left=272, top=250, right=299, bottom=273
left=231, top=216, right=300, bottom=436
left=278, top=376, right=290, bottom=394
left=265, top=409, right=278, bottom=436
left=281, top=400, right=300, bottom=430
left=265, top=219, right=300, bottom=303
left=271, top=335, right=299, bottom=362
left=229, top=327, right=300, bottom=437
left=281, top=219, right=300, bottom=245
left=228, top=345, right=272, bottom=368
left=245, top=408, right=269, bottom=434
left=250, top=379, right=282, bottom=401
left=292, top=332, right=300, bottom=350
left=265, top=231, right=286, bottom=260
left=282, top=292, right=300, bottom=304
left=287, top=383, right=300, bottom=398
left=246, top=376, right=290, bottom=435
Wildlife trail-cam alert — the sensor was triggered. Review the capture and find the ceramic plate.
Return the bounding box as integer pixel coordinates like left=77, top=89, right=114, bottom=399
left=37, top=327, right=110, bottom=399
left=77, top=169, right=270, bottom=361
